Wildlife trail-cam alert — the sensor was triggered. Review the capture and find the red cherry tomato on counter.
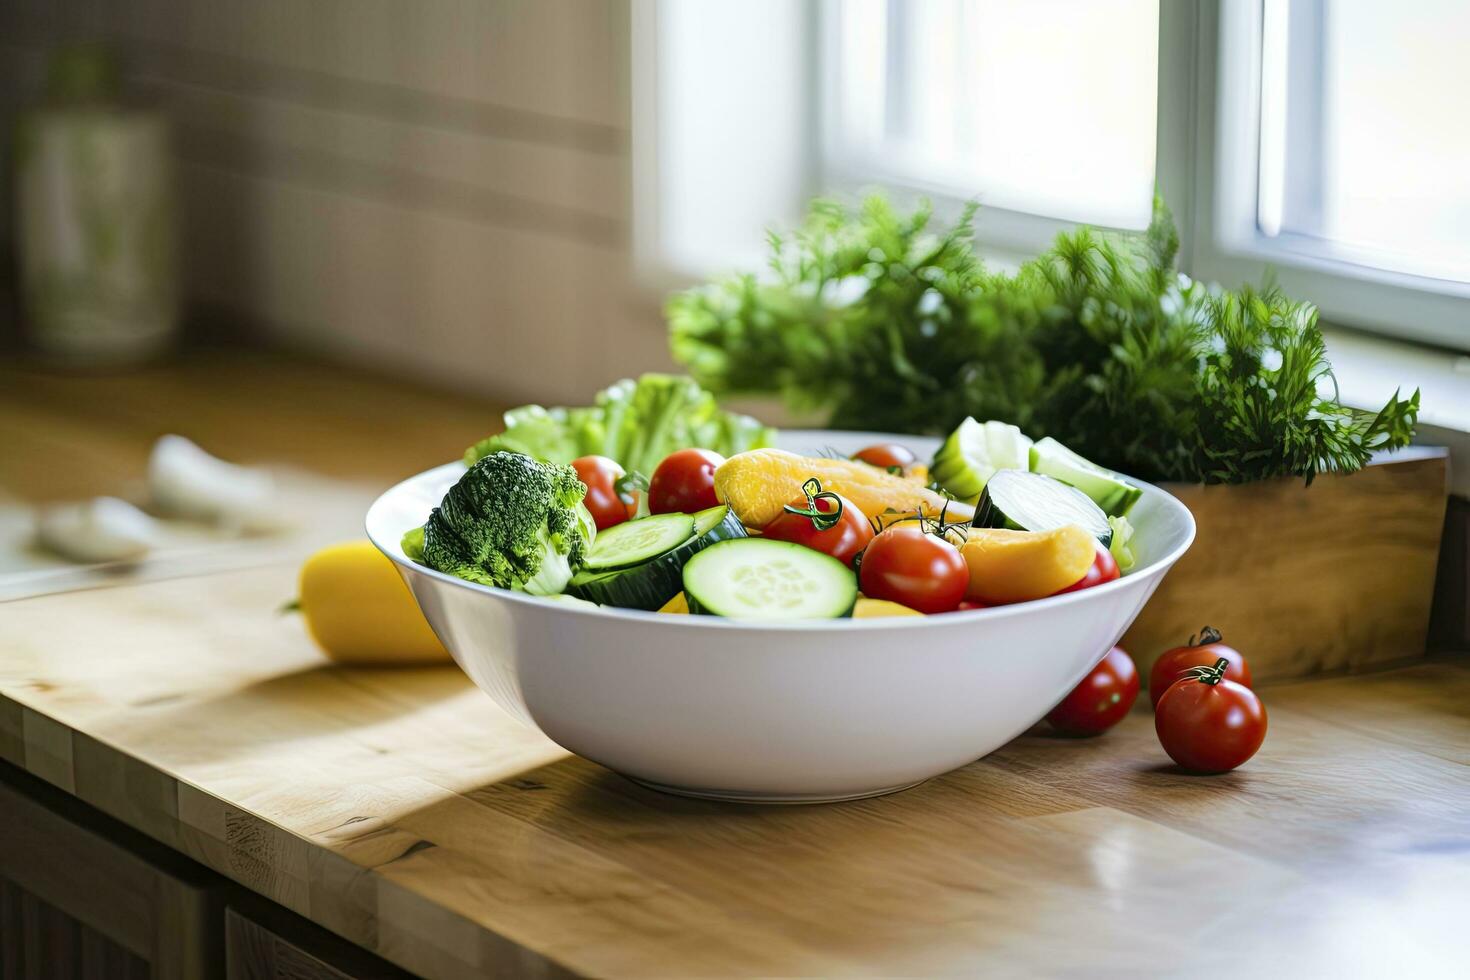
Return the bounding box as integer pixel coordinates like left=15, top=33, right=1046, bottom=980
left=648, top=449, right=724, bottom=514
left=853, top=442, right=918, bottom=475
left=1054, top=546, right=1120, bottom=594
left=858, top=525, right=967, bottom=614
left=571, top=455, right=632, bottom=531
left=762, top=479, right=873, bottom=566
left=1154, top=658, right=1267, bottom=773
left=1149, top=626, right=1252, bottom=708
left=1046, top=646, right=1139, bottom=736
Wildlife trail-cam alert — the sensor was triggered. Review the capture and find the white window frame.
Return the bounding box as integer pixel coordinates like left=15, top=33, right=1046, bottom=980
left=635, top=0, right=1470, bottom=353
left=635, top=1, right=1200, bottom=276
left=813, top=0, right=1201, bottom=267
left=1188, top=0, right=1470, bottom=351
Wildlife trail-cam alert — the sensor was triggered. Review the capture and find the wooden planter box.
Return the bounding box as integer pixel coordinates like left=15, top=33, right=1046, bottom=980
left=1123, top=447, right=1449, bottom=687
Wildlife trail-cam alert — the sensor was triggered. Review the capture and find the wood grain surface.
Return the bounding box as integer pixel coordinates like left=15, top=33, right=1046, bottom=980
left=0, top=345, right=503, bottom=503
left=0, top=346, right=506, bottom=602
left=1125, top=450, right=1449, bottom=683
left=2, top=564, right=1467, bottom=978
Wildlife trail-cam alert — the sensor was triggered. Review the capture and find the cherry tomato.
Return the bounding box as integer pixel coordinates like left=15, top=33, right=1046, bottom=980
left=1154, top=658, right=1267, bottom=773
left=853, top=442, right=918, bottom=475
left=1046, top=647, right=1139, bottom=736
left=957, top=599, right=990, bottom=612
left=1054, top=546, right=1120, bottom=594
left=648, top=449, right=724, bottom=514
left=858, top=525, right=968, bottom=614
left=571, top=455, right=631, bottom=531
left=762, top=486, right=873, bottom=566
left=1149, top=626, right=1252, bottom=708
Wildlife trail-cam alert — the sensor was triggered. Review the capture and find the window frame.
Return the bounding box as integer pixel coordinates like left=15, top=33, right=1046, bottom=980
left=1187, top=0, right=1470, bottom=351
left=813, top=0, right=1201, bottom=268
left=635, top=0, right=1470, bottom=354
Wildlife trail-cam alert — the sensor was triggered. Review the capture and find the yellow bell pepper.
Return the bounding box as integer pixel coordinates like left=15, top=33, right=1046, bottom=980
left=959, top=525, right=1097, bottom=604
left=853, top=596, right=925, bottom=618
left=295, top=541, right=451, bottom=664
left=658, top=591, right=690, bottom=614
left=714, top=449, right=973, bottom=528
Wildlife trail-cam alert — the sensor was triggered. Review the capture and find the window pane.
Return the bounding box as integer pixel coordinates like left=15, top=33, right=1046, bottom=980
left=829, top=0, right=1159, bottom=229
left=1259, top=0, right=1470, bottom=283
left=655, top=1, right=808, bottom=275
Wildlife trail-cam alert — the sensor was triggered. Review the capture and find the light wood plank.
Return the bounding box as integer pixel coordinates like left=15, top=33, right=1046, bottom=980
left=1125, top=452, right=1448, bottom=682
left=28, top=0, right=629, bottom=131
left=153, top=81, right=627, bottom=222
left=176, top=165, right=666, bottom=407
left=0, top=347, right=503, bottom=504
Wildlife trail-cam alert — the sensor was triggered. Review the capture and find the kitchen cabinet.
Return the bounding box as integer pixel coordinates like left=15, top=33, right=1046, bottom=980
left=0, top=766, right=220, bottom=979
left=225, top=907, right=408, bottom=980
left=0, top=878, right=149, bottom=980
left=0, top=766, right=405, bottom=980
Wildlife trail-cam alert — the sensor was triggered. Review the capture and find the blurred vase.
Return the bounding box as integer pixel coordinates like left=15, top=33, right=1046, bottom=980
left=13, top=45, right=179, bottom=366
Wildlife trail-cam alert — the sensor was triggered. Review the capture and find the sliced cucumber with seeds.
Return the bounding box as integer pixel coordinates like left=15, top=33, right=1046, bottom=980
left=583, top=513, right=694, bottom=571
left=569, top=506, right=746, bottom=609
left=974, top=469, right=1113, bottom=546
left=683, top=538, right=857, bottom=620
left=1029, top=437, right=1141, bottom=517
left=930, top=418, right=1034, bottom=504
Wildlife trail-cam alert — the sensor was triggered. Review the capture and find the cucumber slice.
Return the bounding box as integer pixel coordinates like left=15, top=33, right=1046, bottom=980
left=583, top=513, right=694, bottom=571
left=1029, top=437, right=1141, bottom=517
left=683, top=538, right=857, bottom=620
left=973, top=469, right=1113, bottom=546
left=691, top=504, right=732, bottom=537
left=930, top=418, right=1034, bottom=504
left=569, top=506, right=746, bottom=609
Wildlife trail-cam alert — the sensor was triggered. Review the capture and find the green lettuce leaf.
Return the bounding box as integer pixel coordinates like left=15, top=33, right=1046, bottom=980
left=1107, top=515, right=1137, bottom=573
left=464, top=374, right=775, bottom=473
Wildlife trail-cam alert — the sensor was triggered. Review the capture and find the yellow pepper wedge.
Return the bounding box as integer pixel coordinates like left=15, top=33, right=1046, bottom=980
left=959, top=525, right=1098, bottom=604
left=853, top=597, right=924, bottom=618
left=295, top=541, right=451, bottom=664
left=658, top=592, right=690, bottom=614
left=714, top=449, right=974, bottom=529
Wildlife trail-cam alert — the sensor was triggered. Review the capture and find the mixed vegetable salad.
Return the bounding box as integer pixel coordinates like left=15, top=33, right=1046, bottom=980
left=404, top=376, right=1144, bottom=621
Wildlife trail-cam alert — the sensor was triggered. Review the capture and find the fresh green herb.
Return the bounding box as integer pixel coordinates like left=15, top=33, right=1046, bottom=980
left=668, top=195, right=1419, bottom=484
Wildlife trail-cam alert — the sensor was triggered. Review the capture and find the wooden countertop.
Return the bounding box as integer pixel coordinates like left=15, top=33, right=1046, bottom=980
left=3, top=350, right=1468, bottom=977
left=0, top=345, right=503, bottom=503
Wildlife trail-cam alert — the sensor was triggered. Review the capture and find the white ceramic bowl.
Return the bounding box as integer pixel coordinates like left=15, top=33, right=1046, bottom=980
left=367, top=432, right=1195, bottom=803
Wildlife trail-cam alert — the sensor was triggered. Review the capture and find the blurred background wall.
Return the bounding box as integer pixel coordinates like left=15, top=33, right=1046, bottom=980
left=0, top=0, right=667, bottom=404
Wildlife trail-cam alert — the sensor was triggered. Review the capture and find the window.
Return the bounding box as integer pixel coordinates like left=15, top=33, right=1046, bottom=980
left=823, top=0, right=1161, bottom=231
left=637, top=0, right=1470, bottom=349
left=1197, top=0, right=1470, bottom=349
left=635, top=0, right=1177, bottom=277
left=1258, top=0, right=1470, bottom=282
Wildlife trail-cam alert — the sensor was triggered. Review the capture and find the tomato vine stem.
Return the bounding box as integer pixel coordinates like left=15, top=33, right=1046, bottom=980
left=782, top=477, right=843, bottom=532
left=1182, top=657, right=1231, bottom=686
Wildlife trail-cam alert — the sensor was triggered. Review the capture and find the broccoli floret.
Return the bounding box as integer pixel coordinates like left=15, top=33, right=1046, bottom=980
left=420, top=452, right=595, bottom=595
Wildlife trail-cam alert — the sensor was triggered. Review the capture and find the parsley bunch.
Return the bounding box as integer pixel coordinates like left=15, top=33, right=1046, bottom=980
left=668, top=195, right=1419, bottom=484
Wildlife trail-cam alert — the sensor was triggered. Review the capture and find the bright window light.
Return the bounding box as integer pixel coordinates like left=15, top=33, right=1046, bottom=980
left=1258, top=0, right=1470, bottom=283
left=826, top=0, right=1160, bottom=229
left=647, top=0, right=808, bottom=277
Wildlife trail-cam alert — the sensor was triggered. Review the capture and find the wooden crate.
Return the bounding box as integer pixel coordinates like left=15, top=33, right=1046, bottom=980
left=1123, top=448, right=1449, bottom=686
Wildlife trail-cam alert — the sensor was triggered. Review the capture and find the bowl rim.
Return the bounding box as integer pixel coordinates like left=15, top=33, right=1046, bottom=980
left=366, top=455, right=1196, bottom=633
